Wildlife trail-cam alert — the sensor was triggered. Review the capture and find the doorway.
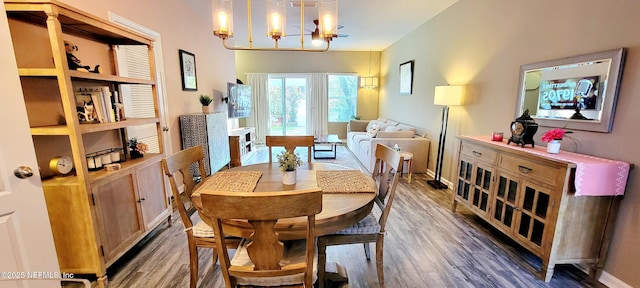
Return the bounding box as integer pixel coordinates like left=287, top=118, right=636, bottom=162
left=268, top=75, right=309, bottom=135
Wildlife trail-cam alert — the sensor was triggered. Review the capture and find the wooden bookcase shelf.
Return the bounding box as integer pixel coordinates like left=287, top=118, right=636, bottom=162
left=5, top=1, right=169, bottom=286
left=30, top=118, right=160, bottom=135
left=19, top=67, right=155, bottom=85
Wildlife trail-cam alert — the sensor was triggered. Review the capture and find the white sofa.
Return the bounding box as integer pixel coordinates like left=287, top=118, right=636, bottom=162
left=346, top=118, right=430, bottom=173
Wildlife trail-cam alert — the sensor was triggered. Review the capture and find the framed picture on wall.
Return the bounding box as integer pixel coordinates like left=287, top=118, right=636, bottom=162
left=179, top=49, right=197, bottom=91
left=399, top=60, right=414, bottom=95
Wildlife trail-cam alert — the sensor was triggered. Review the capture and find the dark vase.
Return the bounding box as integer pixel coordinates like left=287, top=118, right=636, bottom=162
left=130, top=150, right=143, bottom=159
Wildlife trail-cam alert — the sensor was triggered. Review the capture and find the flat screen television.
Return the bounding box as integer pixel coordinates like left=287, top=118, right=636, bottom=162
left=227, top=82, right=252, bottom=118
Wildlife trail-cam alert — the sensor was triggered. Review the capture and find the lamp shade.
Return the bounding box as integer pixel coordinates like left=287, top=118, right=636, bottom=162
left=360, top=76, right=379, bottom=89
left=434, top=85, right=463, bottom=106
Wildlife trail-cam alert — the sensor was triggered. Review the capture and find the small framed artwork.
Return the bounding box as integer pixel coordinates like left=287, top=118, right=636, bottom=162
left=179, top=49, right=197, bottom=91
left=399, top=60, right=414, bottom=95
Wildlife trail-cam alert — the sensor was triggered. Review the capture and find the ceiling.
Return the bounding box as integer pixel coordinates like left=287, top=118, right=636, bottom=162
left=222, top=0, right=458, bottom=51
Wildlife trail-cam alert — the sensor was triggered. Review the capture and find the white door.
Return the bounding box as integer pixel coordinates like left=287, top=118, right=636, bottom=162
left=0, top=5, right=60, bottom=288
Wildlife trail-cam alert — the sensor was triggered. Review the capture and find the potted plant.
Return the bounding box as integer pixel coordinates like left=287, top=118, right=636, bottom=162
left=541, top=128, right=571, bottom=154
left=199, top=94, right=213, bottom=113
left=128, top=138, right=149, bottom=159
left=276, top=150, right=302, bottom=185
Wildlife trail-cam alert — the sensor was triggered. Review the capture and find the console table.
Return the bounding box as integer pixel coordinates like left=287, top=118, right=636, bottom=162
left=452, top=135, right=630, bottom=282
left=229, top=127, right=256, bottom=167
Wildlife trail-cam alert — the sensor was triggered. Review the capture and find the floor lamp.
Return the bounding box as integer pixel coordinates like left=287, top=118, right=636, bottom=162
left=427, top=85, right=462, bottom=190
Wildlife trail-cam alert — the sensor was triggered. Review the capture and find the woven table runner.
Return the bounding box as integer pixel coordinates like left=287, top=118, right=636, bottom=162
left=316, top=170, right=376, bottom=193
left=192, top=171, right=262, bottom=197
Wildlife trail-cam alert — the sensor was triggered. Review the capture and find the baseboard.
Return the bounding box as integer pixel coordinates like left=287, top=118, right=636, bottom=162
left=426, top=169, right=454, bottom=191
left=599, top=271, right=632, bottom=288
left=574, top=264, right=631, bottom=288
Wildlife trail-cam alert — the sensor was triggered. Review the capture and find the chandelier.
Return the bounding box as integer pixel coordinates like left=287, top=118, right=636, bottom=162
left=212, top=0, right=338, bottom=52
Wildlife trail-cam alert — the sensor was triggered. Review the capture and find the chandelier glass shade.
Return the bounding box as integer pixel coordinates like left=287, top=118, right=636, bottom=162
left=212, top=0, right=338, bottom=52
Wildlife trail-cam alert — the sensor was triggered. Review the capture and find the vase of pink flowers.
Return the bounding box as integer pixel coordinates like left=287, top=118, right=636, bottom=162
left=541, top=128, right=570, bottom=154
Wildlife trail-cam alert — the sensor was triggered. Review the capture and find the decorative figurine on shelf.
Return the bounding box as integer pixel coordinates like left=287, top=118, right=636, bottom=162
left=77, top=101, right=97, bottom=123
left=128, top=138, right=149, bottom=159
left=64, top=41, right=101, bottom=73
left=508, top=109, right=538, bottom=148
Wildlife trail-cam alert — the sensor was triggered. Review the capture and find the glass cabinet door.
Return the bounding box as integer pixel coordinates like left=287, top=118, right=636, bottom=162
left=455, top=156, right=494, bottom=219
left=514, top=180, right=552, bottom=253
left=470, top=163, right=493, bottom=217
left=492, top=172, right=520, bottom=231
left=456, top=157, right=474, bottom=203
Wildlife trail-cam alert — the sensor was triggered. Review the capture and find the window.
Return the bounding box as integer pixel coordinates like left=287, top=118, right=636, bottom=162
left=268, top=75, right=309, bottom=135
left=328, top=74, right=358, bottom=122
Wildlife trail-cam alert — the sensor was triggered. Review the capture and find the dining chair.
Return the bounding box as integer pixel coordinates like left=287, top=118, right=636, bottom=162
left=161, top=146, right=241, bottom=288
left=199, top=188, right=323, bottom=288
left=266, top=135, right=315, bottom=163
left=317, top=144, right=403, bottom=288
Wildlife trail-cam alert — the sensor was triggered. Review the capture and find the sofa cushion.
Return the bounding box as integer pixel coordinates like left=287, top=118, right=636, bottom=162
left=376, top=118, right=389, bottom=123
left=384, top=126, right=402, bottom=132
left=396, top=124, right=417, bottom=134
left=376, top=131, right=415, bottom=138
left=352, top=134, right=371, bottom=144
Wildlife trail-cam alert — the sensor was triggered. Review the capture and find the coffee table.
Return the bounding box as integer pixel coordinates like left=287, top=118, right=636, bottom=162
left=313, top=134, right=342, bottom=159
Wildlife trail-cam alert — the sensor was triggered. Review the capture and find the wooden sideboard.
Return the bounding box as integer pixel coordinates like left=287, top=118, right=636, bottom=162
left=229, top=127, right=256, bottom=167
left=452, top=136, right=626, bottom=282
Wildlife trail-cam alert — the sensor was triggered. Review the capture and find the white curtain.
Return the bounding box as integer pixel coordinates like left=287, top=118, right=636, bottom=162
left=245, top=73, right=269, bottom=144
left=309, top=73, right=328, bottom=135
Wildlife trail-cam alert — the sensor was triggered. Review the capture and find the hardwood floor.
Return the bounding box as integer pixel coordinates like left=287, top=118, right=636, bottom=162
left=68, top=145, right=604, bottom=287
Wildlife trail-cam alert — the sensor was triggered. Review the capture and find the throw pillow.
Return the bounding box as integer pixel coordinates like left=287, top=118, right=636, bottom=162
left=366, top=126, right=380, bottom=138
left=377, top=122, right=391, bottom=131
left=386, top=120, right=399, bottom=127
left=365, top=120, right=377, bottom=132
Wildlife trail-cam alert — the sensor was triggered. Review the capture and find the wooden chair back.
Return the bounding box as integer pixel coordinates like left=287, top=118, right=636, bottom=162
left=266, top=135, right=315, bottom=163
left=372, top=144, right=404, bottom=232
left=161, top=145, right=207, bottom=229
left=200, top=189, right=323, bottom=288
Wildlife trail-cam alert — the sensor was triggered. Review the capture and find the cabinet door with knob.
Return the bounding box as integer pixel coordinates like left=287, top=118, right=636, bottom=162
left=455, top=155, right=494, bottom=219
left=491, top=171, right=553, bottom=255
left=136, top=161, right=169, bottom=231
left=91, top=160, right=168, bottom=265
left=91, top=171, right=144, bottom=264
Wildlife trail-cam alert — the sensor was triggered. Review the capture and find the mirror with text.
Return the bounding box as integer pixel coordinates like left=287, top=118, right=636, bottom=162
left=515, top=48, right=626, bottom=132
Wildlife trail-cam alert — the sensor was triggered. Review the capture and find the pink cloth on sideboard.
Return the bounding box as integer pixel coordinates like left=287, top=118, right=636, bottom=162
left=468, top=136, right=630, bottom=196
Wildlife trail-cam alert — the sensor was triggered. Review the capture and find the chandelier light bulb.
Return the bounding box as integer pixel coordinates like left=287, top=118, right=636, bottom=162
left=271, top=13, right=280, bottom=32
left=322, top=14, right=333, bottom=35
left=218, top=12, right=228, bottom=32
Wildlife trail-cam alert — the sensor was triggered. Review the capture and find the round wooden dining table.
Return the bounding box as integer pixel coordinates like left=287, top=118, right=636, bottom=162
left=192, top=162, right=377, bottom=240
